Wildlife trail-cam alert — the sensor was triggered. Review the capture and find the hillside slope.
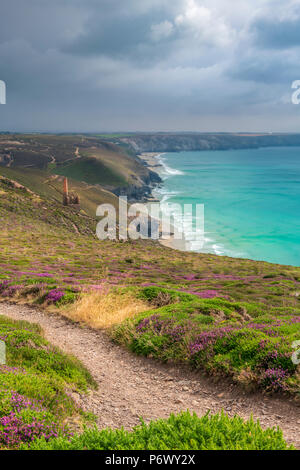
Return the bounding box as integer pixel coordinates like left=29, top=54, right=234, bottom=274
left=2, top=302, right=297, bottom=450
left=0, top=134, right=161, bottom=202
left=0, top=155, right=299, bottom=404
left=0, top=166, right=120, bottom=218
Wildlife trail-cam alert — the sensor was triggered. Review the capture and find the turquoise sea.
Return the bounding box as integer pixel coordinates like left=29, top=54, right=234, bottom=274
left=153, top=147, right=300, bottom=267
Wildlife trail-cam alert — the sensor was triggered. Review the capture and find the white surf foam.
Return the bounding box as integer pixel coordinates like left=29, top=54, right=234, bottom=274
left=157, top=155, right=185, bottom=179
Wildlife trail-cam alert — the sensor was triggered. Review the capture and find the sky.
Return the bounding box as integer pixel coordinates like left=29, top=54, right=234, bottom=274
left=1, top=0, right=300, bottom=132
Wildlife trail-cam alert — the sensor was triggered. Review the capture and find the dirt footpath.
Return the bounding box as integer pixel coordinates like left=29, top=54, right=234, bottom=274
left=2, top=302, right=299, bottom=448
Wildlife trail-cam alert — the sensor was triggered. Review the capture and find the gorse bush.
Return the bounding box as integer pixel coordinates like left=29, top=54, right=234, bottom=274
left=22, top=411, right=294, bottom=450
left=0, top=366, right=76, bottom=416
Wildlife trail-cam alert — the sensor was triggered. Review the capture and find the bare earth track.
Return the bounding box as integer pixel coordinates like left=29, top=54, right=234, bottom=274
left=2, top=302, right=300, bottom=448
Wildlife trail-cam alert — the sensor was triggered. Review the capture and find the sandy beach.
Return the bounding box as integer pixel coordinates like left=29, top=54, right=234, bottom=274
left=138, top=152, right=164, bottom=175
left=159, top=235, right=188, bottom=251
left=138, top=152, right=189, bottom=252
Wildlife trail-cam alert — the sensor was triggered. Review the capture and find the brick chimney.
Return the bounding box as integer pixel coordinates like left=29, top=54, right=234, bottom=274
left=63, top=177, right=69, bottom=205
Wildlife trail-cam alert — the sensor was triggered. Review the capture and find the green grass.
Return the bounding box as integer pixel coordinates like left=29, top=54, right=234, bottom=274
left=0, top=161, right=300, bottom=398
left=112, top=288, right=300, bottom=394
left=0, top=133, right=154, bottom=198
left=1, top=316, right=94, bottom=390
left=0, top=317, right=293, bottom=451
left=0, top=153, right=299, bottom=448
left=0, top=166, right=121, bottom=218
left=21, top=411, right=293, bottom=450
left=0, top=315, right=96, bottom=449
left=54, top=157, right=127, bottom=187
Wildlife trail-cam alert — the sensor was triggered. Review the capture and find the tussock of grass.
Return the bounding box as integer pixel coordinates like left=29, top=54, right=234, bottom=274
left=65, top=290, right=149, bottom=329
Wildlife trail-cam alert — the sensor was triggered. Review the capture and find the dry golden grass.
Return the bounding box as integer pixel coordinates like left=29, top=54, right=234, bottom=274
left=64, top=290, right=149, bottom=329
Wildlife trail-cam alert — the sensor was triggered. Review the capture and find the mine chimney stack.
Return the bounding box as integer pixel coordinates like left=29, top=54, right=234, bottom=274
left=63, top=177, right=69, bottom=205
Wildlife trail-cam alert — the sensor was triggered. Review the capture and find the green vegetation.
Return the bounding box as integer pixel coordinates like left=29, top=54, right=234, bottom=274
left=0, top=315, right=96, bottom=449
left=54, top=157, right=127, bottom=187
left=0, top=134, right=299, bottom=448
left=0, top=311, right=294, bottom=450
left=0, top=134, right=155, bottom=204
left=112, top=287, right=300, bottom=393
left=0, top=170, right=299, bottom=395
left=0, top=166, right=121, bottom=219
left=21, top=411, right=293, bottom=450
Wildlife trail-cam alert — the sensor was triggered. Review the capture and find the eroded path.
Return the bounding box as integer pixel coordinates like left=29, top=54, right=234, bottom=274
left=2, top=302, right=300, bottom=447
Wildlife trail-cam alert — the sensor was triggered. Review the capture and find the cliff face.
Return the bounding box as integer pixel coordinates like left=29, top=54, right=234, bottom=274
left=113, top=170, right=162, bottom=202
left=119, top=133, right=300, bottom=153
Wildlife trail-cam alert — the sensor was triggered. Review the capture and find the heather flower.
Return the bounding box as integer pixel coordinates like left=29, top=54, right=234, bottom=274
left=46, top=289, right=65, bottom=303
left=0, top=412, right=69, bottom=448
left=196, top=290, right=220, bottom=299
left=0, top=390, right=72, bottom=448
left=189, top=326, right=236, bottom=355
left=136, top=315, right=190, bottom=343
left=177, top=289, right=220, bottom=299
left=2, top=285, right=23, bottom=297
left=0, top=280, right=9, bottom=293
left=259, top=368, right=289, bottom=391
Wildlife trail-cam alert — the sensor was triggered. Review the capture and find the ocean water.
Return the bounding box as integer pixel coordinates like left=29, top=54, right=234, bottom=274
left=153, top=147, right=300, bottom=267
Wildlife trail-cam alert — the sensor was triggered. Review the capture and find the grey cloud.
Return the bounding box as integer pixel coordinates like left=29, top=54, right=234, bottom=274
left=62, top=2, right=182, bottom=66
left=228, top=47, right=300, bottom=85
left=251, top=6, right=300, bottom=50
left=0, top=0, right=299, bottom=132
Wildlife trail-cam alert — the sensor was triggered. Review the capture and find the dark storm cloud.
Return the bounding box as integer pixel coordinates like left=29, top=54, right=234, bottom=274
left=63, top=3, right=175, bottom=61
left=0, top=0, right=300, bottom=132
left=251, top=5, right=300, bottom=50
left=228, top=48, right=300, bottom=85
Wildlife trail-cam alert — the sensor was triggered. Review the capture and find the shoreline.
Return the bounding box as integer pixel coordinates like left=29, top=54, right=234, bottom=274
left=138, top=150, right=300, bottom=267
left=138, top=152, right=164, bottom=178
left=138, top=152, right=189, bottom=252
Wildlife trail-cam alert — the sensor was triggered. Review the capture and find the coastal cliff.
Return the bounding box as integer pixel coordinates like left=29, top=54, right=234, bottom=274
left=112, top=168, right=161, bottom=201
left=117, top=133, right=300, bottom=153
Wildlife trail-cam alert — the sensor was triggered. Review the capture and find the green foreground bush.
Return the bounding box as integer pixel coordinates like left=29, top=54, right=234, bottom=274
left=22, top=411, right=293, bottom=450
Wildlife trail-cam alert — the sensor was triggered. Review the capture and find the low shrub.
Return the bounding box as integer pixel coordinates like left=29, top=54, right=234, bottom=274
left=0, top=316, right=96, bottom=390
left=0, top=390, right=71, bottom=449
left=22, top=411, right=293, bottom=450
left=112, top=299, right=300, bottom=393
left=0, top=315, right=96, bottom=449
left=137, top=286, right=196, bottom=306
